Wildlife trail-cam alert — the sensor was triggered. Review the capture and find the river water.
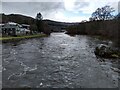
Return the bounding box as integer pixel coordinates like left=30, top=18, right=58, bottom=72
left=2, top=33, right=120, bottom=88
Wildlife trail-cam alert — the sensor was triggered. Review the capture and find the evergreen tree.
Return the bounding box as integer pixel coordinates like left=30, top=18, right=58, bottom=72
left=36, top=13, right=43, bottom=33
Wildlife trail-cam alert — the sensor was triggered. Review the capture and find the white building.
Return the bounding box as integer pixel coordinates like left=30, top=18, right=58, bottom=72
left=0, top=22, right=30, bottom=36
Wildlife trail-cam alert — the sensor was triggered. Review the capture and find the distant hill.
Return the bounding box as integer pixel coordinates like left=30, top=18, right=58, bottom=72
left=43, top=19, right=76, bottom=32
left=0, top=13, right=78, bottom=32
left=1, top=13, right=35, bottom=24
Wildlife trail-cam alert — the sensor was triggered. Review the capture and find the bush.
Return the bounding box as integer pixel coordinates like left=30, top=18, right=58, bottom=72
left=66, top=19, right=120, bottom=47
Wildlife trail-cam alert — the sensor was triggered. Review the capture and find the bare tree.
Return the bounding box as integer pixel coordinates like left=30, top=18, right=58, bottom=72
left=89, top=6, right=115, bottom=21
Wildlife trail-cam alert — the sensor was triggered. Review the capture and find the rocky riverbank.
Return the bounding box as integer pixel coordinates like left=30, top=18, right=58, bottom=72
left=94, top=44, right=120, bottom=59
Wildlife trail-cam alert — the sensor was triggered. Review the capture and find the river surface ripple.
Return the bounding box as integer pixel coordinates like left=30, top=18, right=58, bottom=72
left=2, top=33, right=120, bottom=88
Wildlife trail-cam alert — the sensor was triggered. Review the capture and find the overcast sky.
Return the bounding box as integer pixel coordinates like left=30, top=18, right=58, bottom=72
left=1, top=0, right=120, bottom=22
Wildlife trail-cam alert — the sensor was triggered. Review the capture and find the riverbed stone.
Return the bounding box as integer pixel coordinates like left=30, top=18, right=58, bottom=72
left=94, top=44, right=120, bottom=58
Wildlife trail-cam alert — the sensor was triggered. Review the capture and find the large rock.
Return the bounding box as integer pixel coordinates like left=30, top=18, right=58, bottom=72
left=94, top=44, right=120, bottom=58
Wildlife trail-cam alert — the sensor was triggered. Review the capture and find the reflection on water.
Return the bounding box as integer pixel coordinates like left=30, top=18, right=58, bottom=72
left=2, top=33, right=119, bottom=88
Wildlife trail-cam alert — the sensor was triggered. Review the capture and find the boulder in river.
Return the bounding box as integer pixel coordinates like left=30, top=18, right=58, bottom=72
left=94, top=44, right=120, bottom=58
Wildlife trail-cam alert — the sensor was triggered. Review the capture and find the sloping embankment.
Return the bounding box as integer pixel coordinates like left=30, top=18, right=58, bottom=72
left=0, top=34, right=47, bottom=43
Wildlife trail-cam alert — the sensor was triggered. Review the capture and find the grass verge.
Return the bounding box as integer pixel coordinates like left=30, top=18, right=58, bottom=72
left=0, top=34, right=47, bottom=42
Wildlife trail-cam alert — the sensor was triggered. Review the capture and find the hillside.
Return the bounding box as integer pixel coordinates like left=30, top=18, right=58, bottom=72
left=0, top=13, right=77, bottom=32
left=1, top=13, right=35, bottom=24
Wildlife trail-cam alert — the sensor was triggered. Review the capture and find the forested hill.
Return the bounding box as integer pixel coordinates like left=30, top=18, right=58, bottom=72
left=0, top=13, right=77, bottom=31
left=1, top=13, right=35, bottom=24
left=43, top=19, right=76, bottom=31
left=43, top=19, right=76, bottom=27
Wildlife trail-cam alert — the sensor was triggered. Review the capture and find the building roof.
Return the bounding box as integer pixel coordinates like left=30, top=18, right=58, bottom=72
left=7, top=22, right=23, bottom=27
left=0, top=24, right=4, bottom=26
left=7, top=22, right=18, bottom=25
left=22, top=24, right=30, bottom=27
left=1, top=22, right=30, bottom=30
left=24, top=29, right=30, bottom=32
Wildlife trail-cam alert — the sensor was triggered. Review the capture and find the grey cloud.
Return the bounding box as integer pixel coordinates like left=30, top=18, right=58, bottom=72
left=118, top=1, right=120, bottom=13
left=2, top=0, right=64, bottom=2
left=74, top=2, right=89, bottom=9
left=28, top=2, right=64, bottom=12
left=2, top=2, right=64, bottom=18
left=74, top=1, right=89, bottom=12
left=1, top=1, right=92, bottom=22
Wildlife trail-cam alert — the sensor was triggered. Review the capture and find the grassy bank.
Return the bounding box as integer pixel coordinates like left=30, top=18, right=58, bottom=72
left=0, top=34, right=47, bottom=42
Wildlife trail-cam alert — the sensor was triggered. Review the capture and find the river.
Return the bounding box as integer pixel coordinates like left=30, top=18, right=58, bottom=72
left=2, top=33, right=120, bottom=88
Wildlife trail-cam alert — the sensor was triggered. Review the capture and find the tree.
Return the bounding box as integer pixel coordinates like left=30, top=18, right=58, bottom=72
left=30, top=24, right=37, bottom=34
left=89, top=6, right=115, bottom=21
left=115, top=13, right=120, bottom=19
left=36, top=12, right=43, bottom=32
left=43, top=22, right=51, bottom=35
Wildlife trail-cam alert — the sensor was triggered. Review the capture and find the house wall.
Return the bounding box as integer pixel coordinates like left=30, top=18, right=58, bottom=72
left=2, top=25, right=18, bottom=36
left=1, top=23, right=30, bottom=36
